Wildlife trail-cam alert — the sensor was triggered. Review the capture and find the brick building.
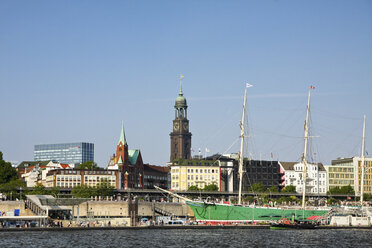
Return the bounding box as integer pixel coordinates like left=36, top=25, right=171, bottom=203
left=107, top=123, right=144, bottom=189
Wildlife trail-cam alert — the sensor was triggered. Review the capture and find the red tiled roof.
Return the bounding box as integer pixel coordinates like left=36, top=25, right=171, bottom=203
left=26, top=165, right=47, bottom=173
left=60, top=164, right=70, bottom=169
left=26, top=166, right=35, bottom=173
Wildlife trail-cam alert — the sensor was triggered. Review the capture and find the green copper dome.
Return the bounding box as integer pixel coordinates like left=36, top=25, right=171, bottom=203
left=175, top=94, right=187, bottom=107
left=175, top=76, right=187, bottom=108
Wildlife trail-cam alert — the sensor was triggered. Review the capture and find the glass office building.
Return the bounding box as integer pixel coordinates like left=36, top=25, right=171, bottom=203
left=34, top=142, right=94, bottom=164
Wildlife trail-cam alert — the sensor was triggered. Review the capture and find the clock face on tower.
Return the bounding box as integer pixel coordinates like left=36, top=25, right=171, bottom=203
left=183, top=122, right=188, bottom=131
left=174, top=122, right=179, bottom=131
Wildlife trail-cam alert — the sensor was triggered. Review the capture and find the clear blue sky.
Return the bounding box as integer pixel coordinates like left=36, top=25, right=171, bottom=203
left=1, top=0, right=371, bottom=167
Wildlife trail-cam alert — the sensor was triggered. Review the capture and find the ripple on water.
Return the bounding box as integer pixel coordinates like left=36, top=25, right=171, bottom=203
left=1, top=229, right=372, bottom=248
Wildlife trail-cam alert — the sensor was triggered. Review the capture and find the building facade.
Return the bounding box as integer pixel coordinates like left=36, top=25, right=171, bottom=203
left=34, top=142, right=94, bottom=164
left=170, top=159, right=221, bottom=191
left=243, top=160, right=284, bottom=191
left=280, top=162, right=327, bottom=195
left=329, top=157, right=372, bottom=196
left=143, top=164, right=169, bottom=189
left=170, top=77, right=192, bottom=162
left=45, top=169, right=120, bottom=189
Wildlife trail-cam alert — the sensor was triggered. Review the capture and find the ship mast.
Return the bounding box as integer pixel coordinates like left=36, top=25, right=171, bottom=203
left=360, top=115, right=366, bottom=205
left=238, top=84, right=250, bottom=205
left=301, top=88, right=312, bottom=209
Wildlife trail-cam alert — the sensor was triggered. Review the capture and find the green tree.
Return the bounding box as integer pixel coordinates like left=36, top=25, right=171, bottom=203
left=340, top=185, right=354, bottom=194
left=96, top=179, right=114, bottom=197
left=0, top=179, right=26, bottom=200
left=0, top=151, right=18, bottom=184
left=267, top=185, right=279, bottom=193
left=27, top=183, right=47, bottom=195
left=71, top=185, right=94, bottom=198
left=49, top=186, right=60, bottom=198
left=203, top=184, right=219, bottom=191
left=187, top=185, right=200, bottom=191
left=282, top=185, right=296, bottom=193
left=363, top=193, right=372, bottom=201
left=327, top=185, right=354, bottom=195
left=76, top=161, right=101, bottom=170
left=250, top=182, right=265, bottom=192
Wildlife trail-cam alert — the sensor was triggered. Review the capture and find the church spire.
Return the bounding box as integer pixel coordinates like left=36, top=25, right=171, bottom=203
left=119, top=121, right=127, bottom=146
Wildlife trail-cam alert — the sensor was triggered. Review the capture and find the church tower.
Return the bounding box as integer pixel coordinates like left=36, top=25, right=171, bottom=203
left=170, top=76, right=192, bottom=162
left=116, top=122, right=129, bottom=170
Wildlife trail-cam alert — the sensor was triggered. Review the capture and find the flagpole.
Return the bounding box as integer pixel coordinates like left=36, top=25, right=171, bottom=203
left=360, top=115, right=366, bottom=205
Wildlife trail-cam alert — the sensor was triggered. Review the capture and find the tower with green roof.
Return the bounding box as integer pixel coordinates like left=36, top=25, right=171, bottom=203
left=170, top=75, right=192, bottom=162
left=116, top=122, right=129, bottom=168
left=112, top=122, right=144, bottom=189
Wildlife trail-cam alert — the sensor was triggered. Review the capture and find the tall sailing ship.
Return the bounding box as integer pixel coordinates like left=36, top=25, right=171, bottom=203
left=159, top=85, right=329, bottom=224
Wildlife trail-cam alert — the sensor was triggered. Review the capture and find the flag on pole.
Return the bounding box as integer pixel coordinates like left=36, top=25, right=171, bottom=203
left=180, top=75, right=184, bottom=79
left=246, top=83, right=253, bottom=88
left=205, top=148, right=210, bottom=153
left=310, top=85, right=315, bottom=90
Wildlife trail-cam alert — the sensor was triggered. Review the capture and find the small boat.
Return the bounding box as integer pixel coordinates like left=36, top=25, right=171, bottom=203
left=270, top=218, right=317, bottom=229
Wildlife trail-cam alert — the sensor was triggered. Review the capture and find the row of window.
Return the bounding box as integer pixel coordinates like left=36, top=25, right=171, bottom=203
left=187, top=168, right=217, bottom=174
left=285, top=180, right=326, bottom=186
left=56, top=175, right=115, bottom=181
left=188, top=175, right=216, bottom=181
left=329, top=167, right=353, bottom=172
left=171, top=168, right=218, bottom=174
left=59, top=170, right=114, bottom=175
left=329, top=173, right=354, bottom=179
left=57, top=175, right=81, bottom=181
left=329, top=179, right=354, bottom=185
left=144, top=175, right=167, bottom=180
left=311, top=188, right=326, bottom=193
left=286, top=173, right=326, bottom=178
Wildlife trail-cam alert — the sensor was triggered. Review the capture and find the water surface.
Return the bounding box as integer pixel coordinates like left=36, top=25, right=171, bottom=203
left=1, top=229, right=371, bottom=247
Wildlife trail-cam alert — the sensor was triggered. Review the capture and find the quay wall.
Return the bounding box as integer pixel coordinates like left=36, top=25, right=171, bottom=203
left=72, top=201, right=193, bottom=218
left=1, top=200, right=193, bottom=219
left=0, top=201, right=29, bottom=216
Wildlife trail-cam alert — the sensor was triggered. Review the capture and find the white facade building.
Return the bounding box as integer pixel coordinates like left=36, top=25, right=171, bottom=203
left=21, top=161, right=72, bottom=187
left=280, top=162, right=327, bottom=195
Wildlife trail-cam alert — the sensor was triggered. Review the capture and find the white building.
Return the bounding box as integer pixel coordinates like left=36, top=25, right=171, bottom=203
left=280, top=162, right=327, bottom=195
left=20, top=161, right=72, bottom=187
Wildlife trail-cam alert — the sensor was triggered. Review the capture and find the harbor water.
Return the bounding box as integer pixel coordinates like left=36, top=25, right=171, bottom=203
left=1, top=228, right=372, bottom=247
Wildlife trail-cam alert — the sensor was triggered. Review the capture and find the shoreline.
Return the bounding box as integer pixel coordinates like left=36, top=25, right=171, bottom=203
left=1, top=225, right=372, bottom=232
